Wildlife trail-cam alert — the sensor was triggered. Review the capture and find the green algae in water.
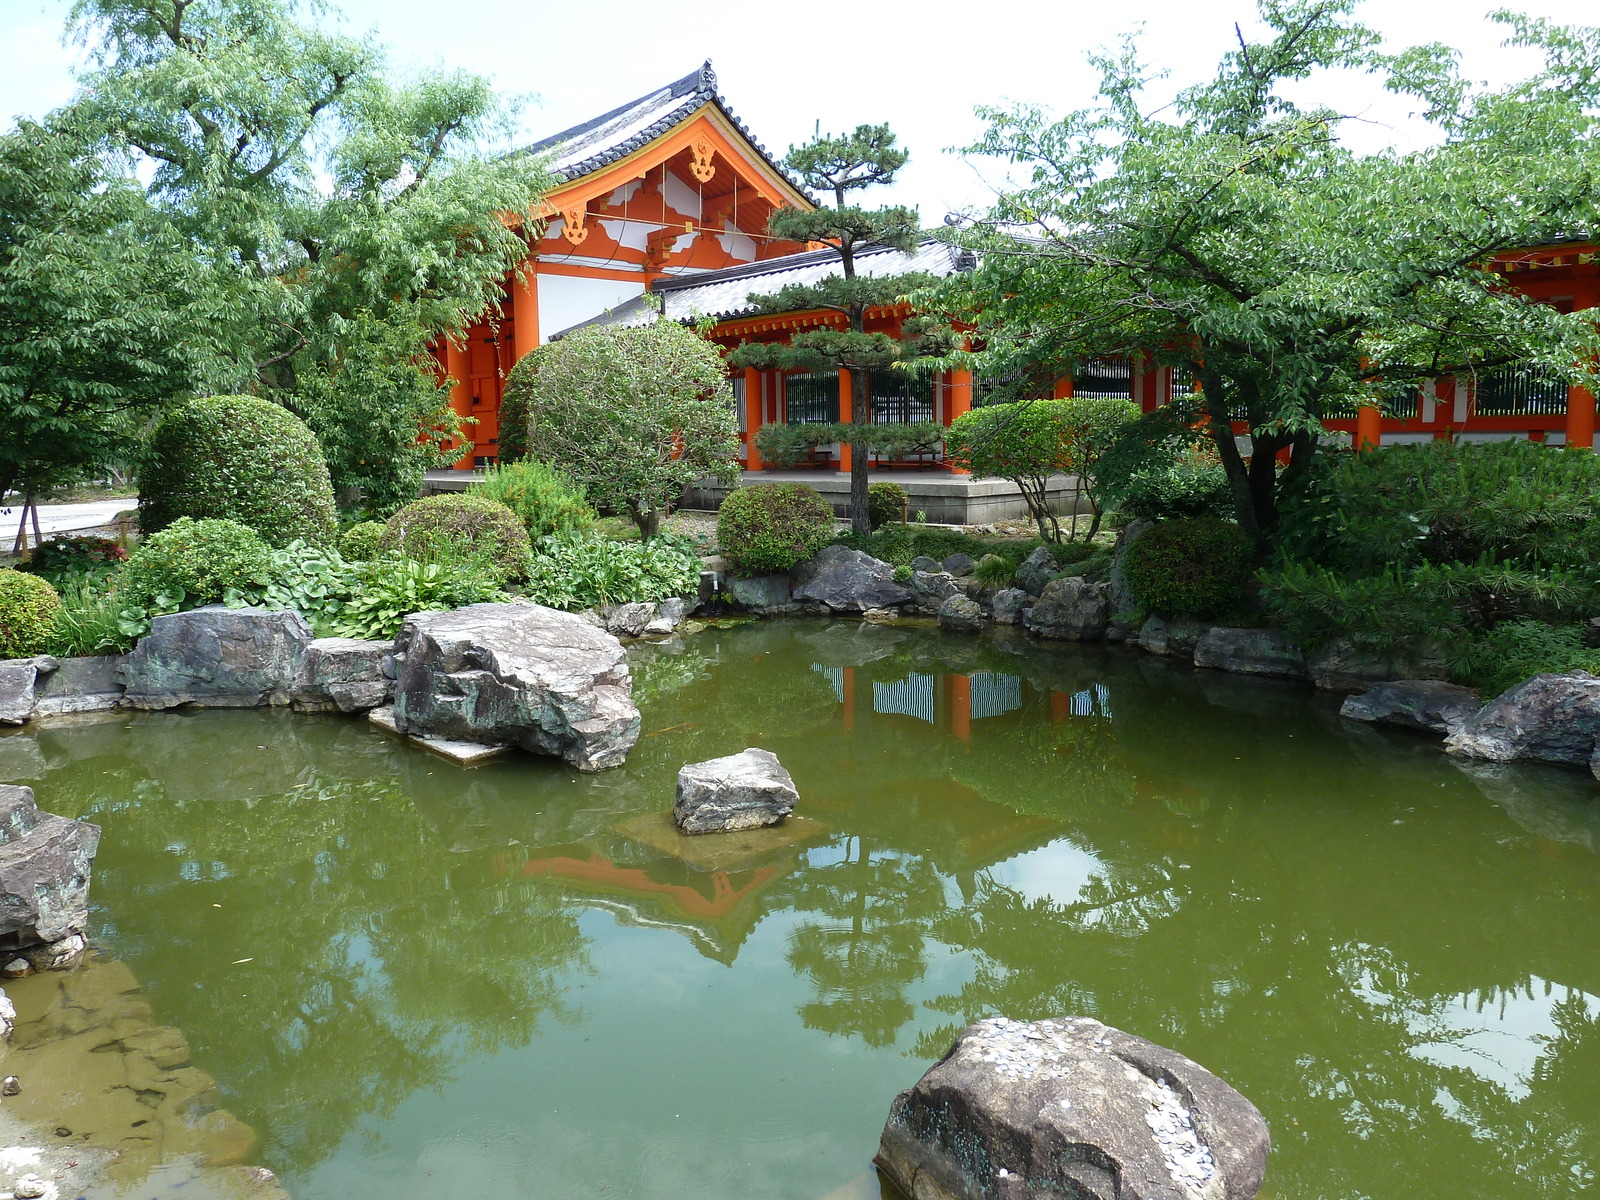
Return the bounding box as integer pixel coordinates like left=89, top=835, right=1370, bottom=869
left=2, top=618, right=1599, bottom=1200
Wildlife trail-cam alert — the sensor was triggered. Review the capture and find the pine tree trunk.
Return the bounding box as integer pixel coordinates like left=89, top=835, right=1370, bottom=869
left=848, top=363, right=870, bottom=536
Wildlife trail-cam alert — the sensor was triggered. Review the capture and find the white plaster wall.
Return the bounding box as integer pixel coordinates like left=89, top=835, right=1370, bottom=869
left=537, top=274, right=645, bottom=342
left=662, top=171, right=702, bottom=218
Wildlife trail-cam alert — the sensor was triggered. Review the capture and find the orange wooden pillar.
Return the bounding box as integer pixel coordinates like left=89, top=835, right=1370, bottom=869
left=950, top=675, right=971, bottom=742
left=1050, top=691, right=1069, bottom=723
left=511, top=270, right=540, bottom=365
left=1356, top=403, right=1382, bottom=452
left=1569, top=383, right=1597, bottom=450
left=837, top=370, right=852, bottom=473
left=744, top=366, right=764, bottom=470
left=947, top=368, right=973, bottom=474
left=1053, top=377, right=1073, bottom=399
left=443, top=339, right=475, bottom=470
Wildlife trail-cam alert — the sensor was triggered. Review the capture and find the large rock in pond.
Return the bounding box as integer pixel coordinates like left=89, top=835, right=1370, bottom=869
left=876, top=1016, right=1269, bottom=1200
left=1015, top=546, right=1060, bottom=597
left=1445, top=671, right=1600, bottom=768
left=1137, top=616, right=1213, bottom=660
left=33, top=655, right=124, bottom=716
left=1023, top=577, right=1109, bottom=641
left=392, top=602, right=639, bottom=772
left=674, top=748, right=798, bottom=834
left=1341, top=680, right=1480, bottom=736
left=910, top=570, right=962, bottom=614
left=991, top=588, right=1031, bottom=626
left=938, top=595, right=986, bottom=635
left=117, top=606, right=311, bottom=709
left=792, top=546, right=912, bottom=613
left=1193, top=628, right=1307, bottom=680
left=292, top=638, right=392, bottom=714
left=0, top=658, right=55, bottom=725
left=0, top=785, right=99, bottom=970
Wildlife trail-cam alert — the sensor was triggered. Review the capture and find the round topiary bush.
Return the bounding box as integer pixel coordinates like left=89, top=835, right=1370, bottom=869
left=0, top=569, right=62, bottom=659
left=495, top=390, right=529, bottom=464
left=717, top=483, right=834, bottom=576
left=867, top=481, right=908, bottom=530
left=378, top=493, right=532, bottom=583
left=1123, top=516, right=1254, bottom=617
left=468, top=460, right=594, bottom=540
left=339, top=521, right=387, bottom=562
left=138, top=395, right=338, bottom=547
left=116, top=517, right=273, bottom=609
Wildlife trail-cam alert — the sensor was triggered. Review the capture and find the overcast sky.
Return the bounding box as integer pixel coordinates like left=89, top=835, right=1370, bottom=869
left=2, top=0, right=1596, bottom=215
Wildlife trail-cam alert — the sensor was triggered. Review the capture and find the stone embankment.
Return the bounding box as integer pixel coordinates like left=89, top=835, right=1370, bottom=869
left=876, top=1016, right=1270, bottom=1200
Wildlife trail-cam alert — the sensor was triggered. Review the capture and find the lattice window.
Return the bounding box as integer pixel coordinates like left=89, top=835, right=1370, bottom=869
left=784, top=372, right=839, bottom=424
left=1475, top=367, right=1569, bottom=417
left=869, top=369, right=935, bottom=424
left=1073, top=358, right=1133, bottom=399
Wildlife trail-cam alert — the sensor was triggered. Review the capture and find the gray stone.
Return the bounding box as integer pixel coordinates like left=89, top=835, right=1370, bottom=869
left=1341, top=680, right=1481, bottom=736
left=393, top=602, right=639, bottom=772
left=0, top=989, right=13, bottom=1040
left=1306, top=639, right=1445, bottom=693
left=604, top=602, right=656, bottom=638
left=792, top=545, right=912, bottom=613
left=0, top=784, right=99, bottom=958
left=1445, top=671, right=1600, bottom=768
left=938, top=595, right=986, bottom=635
left=1137, top=616, right=1214, bottom=660
left=728, top=573, right=792, bottom=612
left=117, top=606, right=311, bottom=709
left=644, top=597, right=688, bottom=635
left=0, top=658, right=55, bottom=725
left=991, top=588, right=1031, bottom=626
left=941, top=553, right=977, bottom=577
left=368, top=706, right=512, bottom=766
left=1108, top=519, right=1154, bottom=618
left=876, top=1015, right=1270, bottom=1200
left=674, top=748, right=798, bottom=835
left=292, top=638, right=393, bottom=714
left=910, top=570, right=961, bottom=614
left=13, top=1173, right=45, bottom=1199
left=1193, top=628, right=1308, bottom=679
left=32, top=655, right=123, bottom=716
left=911, top=556, right=941, bottom=574
left=1015, top=546, right=1059, bottom=597
left=1024, top=577, right=1109, bottom=641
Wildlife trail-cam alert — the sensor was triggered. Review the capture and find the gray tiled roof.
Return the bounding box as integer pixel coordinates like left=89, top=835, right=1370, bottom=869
left=554, top=239, right=967, bottom=338
left=522, top=60, right=806, bottom=196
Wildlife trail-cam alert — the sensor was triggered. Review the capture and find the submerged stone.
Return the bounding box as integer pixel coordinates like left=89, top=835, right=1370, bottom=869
left=876, top=1016, right=1269, bottom=1200
left=0, top=784, right=99, bottom=966
left=393, top=602, right=639, bottom=772
left=674, top=748, right=798, bottom=835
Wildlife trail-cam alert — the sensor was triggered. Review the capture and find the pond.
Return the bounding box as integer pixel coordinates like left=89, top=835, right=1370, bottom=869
left=2, top=619, right=1598, bottom=1200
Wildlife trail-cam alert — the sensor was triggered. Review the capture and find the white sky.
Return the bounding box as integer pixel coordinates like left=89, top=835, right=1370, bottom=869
left=2, top=0, right=1596, bottom=216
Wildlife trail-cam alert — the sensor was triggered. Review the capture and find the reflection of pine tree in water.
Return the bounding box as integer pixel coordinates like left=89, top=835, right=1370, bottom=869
left=777, top=837, right=945, bottom=1048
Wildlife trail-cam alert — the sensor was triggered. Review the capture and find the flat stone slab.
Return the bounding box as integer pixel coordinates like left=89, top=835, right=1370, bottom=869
left=876, top=1016, right=1270, bottom=1200
left=675, top=747, right=799, bottom=834
left=615, top=811, right=831, bottom=873
left=367, top=707, right=511, bottom=767
left=1341, top=680, right=1480, bottom=735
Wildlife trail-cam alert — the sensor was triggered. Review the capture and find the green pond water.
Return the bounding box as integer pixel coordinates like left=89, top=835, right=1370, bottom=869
left=3, top=618, right=1600, bottom=1200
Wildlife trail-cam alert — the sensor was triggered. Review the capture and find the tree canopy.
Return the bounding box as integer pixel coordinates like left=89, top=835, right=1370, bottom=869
left=44, top=0, right=551, bottom=510
left=929, top=0, right=1600, bottom=538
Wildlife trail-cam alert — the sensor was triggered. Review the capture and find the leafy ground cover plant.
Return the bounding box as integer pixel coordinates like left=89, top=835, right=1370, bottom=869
left=717, top=484, right=835, bottom=576
left=0, top=568, right=63, bottom=658
left=41, top=577, right=132, bottom=657
left=522, top=534, right=702, bottom=611
left=22, top=535, right=127, bottom=587
left=378, top=494, right=531, bottom=583
left=1448, top=621, right=1600, bottom=696
left=329, top=555, right=505, bottom=640
left=116, top=517, right=273, bottom=631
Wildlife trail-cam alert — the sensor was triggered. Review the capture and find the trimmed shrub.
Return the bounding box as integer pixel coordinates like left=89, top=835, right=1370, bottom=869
left=717, top=484, right=834, bottom=576
left=468, top=460, right=595, bottom=539
left=0, top=568, right=63, bottom=658
left=1123, top=517, right=1253, bottom=617
left=139, top=395, right=338, bottom=547
left=378, top=493, right=531, bottom=583
left=339, top=521, right=387, bottom=562
left=496, top=389, right=530, bottom=463
left=116, top=517, right=273, bottom=610
left=523, top=534, right=703, bottom=611
left=867, top=481, right=908, bottom=530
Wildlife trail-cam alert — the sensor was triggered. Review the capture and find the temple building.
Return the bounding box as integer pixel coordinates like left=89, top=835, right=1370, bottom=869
left=438, top=65, right=1599, bottom=493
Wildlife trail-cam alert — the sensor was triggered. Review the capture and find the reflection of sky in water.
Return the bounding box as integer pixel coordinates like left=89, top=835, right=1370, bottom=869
left=1416, top=981, right=1597, bottom=1100
left=986, top=839, right=1106, bottom=908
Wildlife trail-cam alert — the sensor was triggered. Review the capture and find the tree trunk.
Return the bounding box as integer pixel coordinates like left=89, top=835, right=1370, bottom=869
left=627, top=500, right=661, bottom=540
left=1197, top=375, right=1261, bottom=542
left=847, top=366, right=870, bottom=537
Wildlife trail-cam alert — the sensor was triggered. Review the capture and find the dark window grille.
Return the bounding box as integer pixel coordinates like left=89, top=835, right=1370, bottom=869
left=869, top=369, right=934, bottom=423
left=1074, top=357, right=1133, bottom=399
left=785, top=372, right=839, bottom=424
left=1475, top=367, right=1569, bottom=417
left=1387, top=392, right=1420, bottom=420
left=973, top=367, right=1055, bottom=408
left=728, top=376, right=744, bottom=415
left=1169, top=365, right=1197, bottom=401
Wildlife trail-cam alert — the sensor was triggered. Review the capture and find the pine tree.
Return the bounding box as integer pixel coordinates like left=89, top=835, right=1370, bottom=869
left=729, top=125, right=932, bottom=535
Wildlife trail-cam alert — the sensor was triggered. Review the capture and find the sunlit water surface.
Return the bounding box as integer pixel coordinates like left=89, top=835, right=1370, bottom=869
left=3, top=619, right=1599, bottom=1200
